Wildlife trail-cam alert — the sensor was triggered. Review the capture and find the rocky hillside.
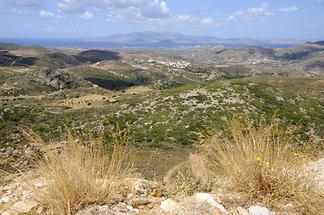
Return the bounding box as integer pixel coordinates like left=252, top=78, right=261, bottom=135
left=1, top=42, right=323, bottom=215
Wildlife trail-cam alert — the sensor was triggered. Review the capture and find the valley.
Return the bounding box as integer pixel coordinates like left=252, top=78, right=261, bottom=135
left=1, top=41, right=324, bottom=175
left=0, top=41, right=323, bottom=215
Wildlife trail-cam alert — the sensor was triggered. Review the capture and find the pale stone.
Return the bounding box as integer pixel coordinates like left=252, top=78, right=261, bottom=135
left=22, top=190, right=31, bottom=200
left=1, top=183, right=18, bottom=191
left=194, top=193, right=227, bottom=214
left=6, top=200, right=39, bottom=214
left=236, top=206, right=250, bottom=215
left=248, top=205, right=274, bottom=215
left=160, top=199, right=180, bottom=212
left=0, top=195, right=11, bottom=204
left=34, top=182, right=46, bottom=189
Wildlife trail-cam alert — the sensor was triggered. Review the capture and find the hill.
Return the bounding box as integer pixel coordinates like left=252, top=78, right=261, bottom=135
left=308, top=40, right=324, bottom=46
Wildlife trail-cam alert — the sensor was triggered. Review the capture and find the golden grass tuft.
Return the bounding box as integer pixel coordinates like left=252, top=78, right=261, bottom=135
left=206, top=117, right=324, bottom=214
left=22, top=128, right=133, bottom=215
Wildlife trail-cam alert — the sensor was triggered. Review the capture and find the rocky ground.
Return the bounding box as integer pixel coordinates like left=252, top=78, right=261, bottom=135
left=1, top=157, right=323, bottom=215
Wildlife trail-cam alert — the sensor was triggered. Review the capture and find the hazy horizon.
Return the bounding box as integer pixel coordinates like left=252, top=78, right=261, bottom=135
left=0, top=31, right=316, bottom=42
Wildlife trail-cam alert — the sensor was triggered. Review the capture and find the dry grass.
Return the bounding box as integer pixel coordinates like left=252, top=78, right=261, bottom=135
left=22, top=128, right=133, bottom=215
left=164, top=154, right=214, bottom=196
left=206, top=117, right=324, bottom=214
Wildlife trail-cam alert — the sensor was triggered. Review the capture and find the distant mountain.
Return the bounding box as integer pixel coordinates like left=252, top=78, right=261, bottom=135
left=89, top=31, right=302, bottom=47
left=0, top=33, right=305, bottom=49
left=311, top=41, right=324, bottom=46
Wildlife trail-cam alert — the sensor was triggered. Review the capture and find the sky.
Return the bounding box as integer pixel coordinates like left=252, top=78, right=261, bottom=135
left=0, top=0, right=323, bottom=40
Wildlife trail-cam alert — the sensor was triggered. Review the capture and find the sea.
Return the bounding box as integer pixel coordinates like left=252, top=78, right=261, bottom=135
left=0, top=38, right=294, bottom=49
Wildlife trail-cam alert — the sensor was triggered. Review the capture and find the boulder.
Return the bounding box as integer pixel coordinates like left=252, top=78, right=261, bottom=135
left=194, top=193, right=227, bottom=214
left=248, top=205, right=274, bottom=215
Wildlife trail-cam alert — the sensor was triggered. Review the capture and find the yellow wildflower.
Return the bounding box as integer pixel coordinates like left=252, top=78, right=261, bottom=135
left=256, top=156, right=262, bottom=162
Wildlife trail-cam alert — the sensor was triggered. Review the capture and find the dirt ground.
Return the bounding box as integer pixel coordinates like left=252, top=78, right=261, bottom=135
left=54, top=94, right=114, bottom=109
left=54, top=86, right=154, bottom=109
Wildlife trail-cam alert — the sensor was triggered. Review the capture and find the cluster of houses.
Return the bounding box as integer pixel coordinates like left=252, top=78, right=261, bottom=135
left=147, top=58, right=191, bottom=69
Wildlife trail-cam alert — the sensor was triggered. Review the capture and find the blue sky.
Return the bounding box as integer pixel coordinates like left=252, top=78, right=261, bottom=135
left=0, top=0, right=323, bottom=40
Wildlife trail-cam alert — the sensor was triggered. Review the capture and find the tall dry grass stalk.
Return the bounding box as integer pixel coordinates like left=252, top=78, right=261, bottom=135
left=207, top=117, right=324, bottom=214
left=22, top=128, right=133, bottom=215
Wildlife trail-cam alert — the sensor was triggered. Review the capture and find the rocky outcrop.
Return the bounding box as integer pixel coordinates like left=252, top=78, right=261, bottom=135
left=39, top=67, right=74, bottom=89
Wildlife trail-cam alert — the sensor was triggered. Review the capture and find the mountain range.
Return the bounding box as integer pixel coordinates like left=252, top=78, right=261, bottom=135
left=89, top=31, right=304, bottom=47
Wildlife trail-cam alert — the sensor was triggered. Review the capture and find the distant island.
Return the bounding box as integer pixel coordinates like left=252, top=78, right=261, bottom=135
left=0, top=32, right=305, bottom=48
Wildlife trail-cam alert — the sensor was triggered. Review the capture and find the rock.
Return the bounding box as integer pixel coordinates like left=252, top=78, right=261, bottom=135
left=1, top=183, right=18, bottom=191
left=160, top=199, right=180, bottom=212
left=75, top=203, right=141, bottom=215
left=151, top=189, right=163, bottom=197
left=4, top=200, right=39, bottom=214
left=22, top=190, right=31, bottom=200
left=236, top=207, right=250, bottom=215
left=127, top=193, right=134, bottom=199
left=34, top=182, right=46, bottom=189
left=0, top=195, right=11, bottom=204
left=39, top=68, right=74, bottom=90
left=128, top=197, right=151, bottom=208
left=113, top=202, right=130, bottom=213
left=129, top=179, right=157, bottom=196
left=194, top=193, right=227, bottom=214
left=12, top=150, right=19, bottom=155
left=112, top=202, right=139, bottom=214
left=75, top=205, right=100, bottom=215
left=109, top=193, right=125, bottom=204
left=248, top=205, right=274, bottom=215
left=283, top=203, right=294, bottom=211
left=97, top=205, right=114, bottom=215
